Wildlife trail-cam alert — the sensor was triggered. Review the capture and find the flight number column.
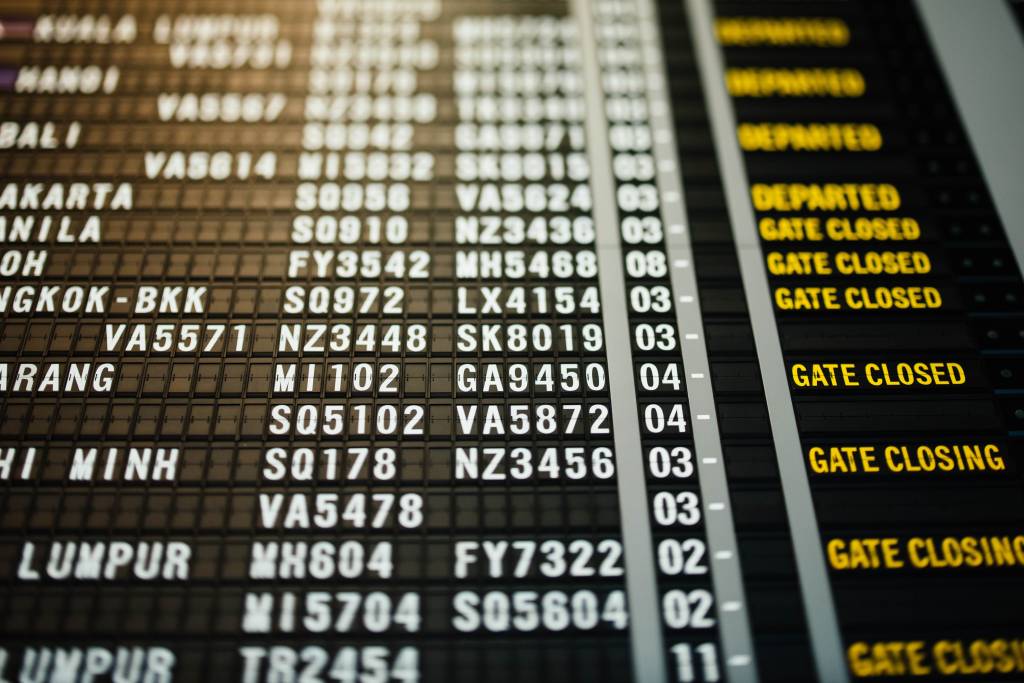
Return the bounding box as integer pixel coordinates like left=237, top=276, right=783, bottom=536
left=243, top=1, right=438, bottom=681
left=448, top=10, right=634, bottom=678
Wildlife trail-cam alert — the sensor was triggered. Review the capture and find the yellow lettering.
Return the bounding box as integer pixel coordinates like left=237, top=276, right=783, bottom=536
left=738, top=123, right=882, bottom=152
left=751, top=183, right=901, bottom=211
left=726, top=68, right=865, bottom=97
left=766, top=250, right=831, bottom=275
left=844, top=286, right=942, bottom=310
left=863, top=362, right=966, bottom=388
left=826, top=217, right=921, bottom=241
left=758, top=216, right=824, bottom=241
left=847, top=640, right=930, bottom=678
left=716, top=18, right=850, bottom=46
left=833, top=251, right=931, bottom=275
left=774, top=286, right=841, bottom=310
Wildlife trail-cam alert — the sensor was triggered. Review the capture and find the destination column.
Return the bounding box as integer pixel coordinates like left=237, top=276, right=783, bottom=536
left=421, top=2, right=636, bottom=679
left=0, top=3, right=307, bottom=680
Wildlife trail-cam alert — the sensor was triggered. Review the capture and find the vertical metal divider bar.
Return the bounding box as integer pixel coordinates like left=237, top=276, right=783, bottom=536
left=683, top=1, right=850, bottom=681
left=571, top=1, right=669, bottom=681
left=632, top=0, right=759, bottom=680
left=915, top=0, right=1024, bottom=276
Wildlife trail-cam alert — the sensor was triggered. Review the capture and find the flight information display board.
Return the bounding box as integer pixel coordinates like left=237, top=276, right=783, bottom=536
left=0, top=1, right=1021, bottom=682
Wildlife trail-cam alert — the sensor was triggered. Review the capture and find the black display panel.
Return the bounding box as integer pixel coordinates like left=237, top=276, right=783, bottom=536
left=0, top=1, right=1020, bottom=681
